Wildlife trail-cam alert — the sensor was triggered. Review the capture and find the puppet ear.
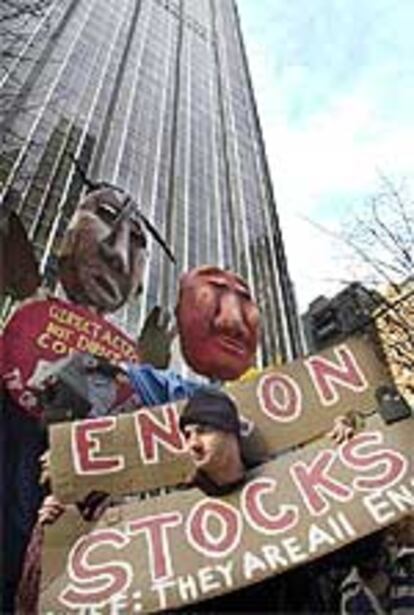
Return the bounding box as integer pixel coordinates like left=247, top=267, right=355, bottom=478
left=0, top=210, right=41, bottom=299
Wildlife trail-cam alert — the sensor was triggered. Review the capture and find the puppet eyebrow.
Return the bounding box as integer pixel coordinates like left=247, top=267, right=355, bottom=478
left=98, top=203, right=146, bottom=243
left=205, top=276, right=251, bottom=297
left=197, top=269, right=248, bottom=286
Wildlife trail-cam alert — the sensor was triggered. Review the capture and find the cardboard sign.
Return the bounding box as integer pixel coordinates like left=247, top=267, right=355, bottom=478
left=50, top=336, right=392, bottom=502
left=1, top=297, right=139, bottom=418
left=40, top=415, right=414, bottom=613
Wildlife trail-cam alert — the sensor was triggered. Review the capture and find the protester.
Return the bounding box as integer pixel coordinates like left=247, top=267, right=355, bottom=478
left=178, top=388, right=246, bottom=495
left=339, top=516, right=414, bottom=615
left=15, top=388, right=245, bottom=613
left=174, top=387, right=330, bottom=613
left=340, top=530, right=391, bottom=614
left=388, top=515, right=414, bottom=615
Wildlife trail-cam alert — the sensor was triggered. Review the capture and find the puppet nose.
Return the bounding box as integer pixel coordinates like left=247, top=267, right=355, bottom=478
left=214, top=293, right=247, bottom=336
left=100, top=221, right=130, bottom=275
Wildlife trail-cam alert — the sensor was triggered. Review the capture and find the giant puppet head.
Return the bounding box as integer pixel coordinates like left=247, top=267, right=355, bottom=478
left=58, top=189, right=147, bottom=313
left=176, top=266, right=260, bottom=380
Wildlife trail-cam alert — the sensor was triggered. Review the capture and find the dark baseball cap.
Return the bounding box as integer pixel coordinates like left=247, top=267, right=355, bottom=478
left=179, top=388, right=241, bottom=437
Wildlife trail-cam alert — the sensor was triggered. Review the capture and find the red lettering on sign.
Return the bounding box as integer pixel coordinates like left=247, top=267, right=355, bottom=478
left=340, top=431, right=408, bottom=492
left=135, top=405, right=184, bottom=464
left=127, top=511, right=182, bottom=581
left=242, top=477, right=299, bottom=534
left=59, top=529, right=131, bottom=608
left=72, top=418, right=125, bottom=475
left=290, top=450, right=353, bottom=516
left=187, top=499, right=241, bottom=558
left=305, top=344, right=368, bottom=406
left=257, top=373, right=302, bottom=423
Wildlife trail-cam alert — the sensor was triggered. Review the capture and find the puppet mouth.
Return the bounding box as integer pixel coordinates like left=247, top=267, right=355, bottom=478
left=215, top=336, right=247, bottom=356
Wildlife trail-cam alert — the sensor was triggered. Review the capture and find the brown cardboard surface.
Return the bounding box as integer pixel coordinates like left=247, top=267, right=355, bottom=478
left=50, top=336, right=392, bottom=502
left=41, top=414, right=413, bottom=613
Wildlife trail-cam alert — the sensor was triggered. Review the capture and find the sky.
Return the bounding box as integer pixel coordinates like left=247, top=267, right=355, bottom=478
left=237, top=0, right=414, bottom=312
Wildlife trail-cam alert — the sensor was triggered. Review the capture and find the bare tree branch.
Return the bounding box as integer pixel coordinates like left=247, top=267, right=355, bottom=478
left=300, top=213, right=400, bottom=289
left=303, top=177, right=413, bottom=403
left=376, top=170, right=414, bottom=246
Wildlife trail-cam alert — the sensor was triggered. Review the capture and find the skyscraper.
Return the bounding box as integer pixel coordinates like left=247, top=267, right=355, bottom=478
left=1, top=0, right=302, bottom=366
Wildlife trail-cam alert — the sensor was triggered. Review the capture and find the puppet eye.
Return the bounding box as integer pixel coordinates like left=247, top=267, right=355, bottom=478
left=239, top=290, right=252, bottom=302
left=98, top=203, right=118, bottom=219
left=209, top=280, right=228, bottom=290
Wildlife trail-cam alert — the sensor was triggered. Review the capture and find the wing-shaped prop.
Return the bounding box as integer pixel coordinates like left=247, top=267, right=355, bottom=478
left=0, top=209, right=41, bottom=299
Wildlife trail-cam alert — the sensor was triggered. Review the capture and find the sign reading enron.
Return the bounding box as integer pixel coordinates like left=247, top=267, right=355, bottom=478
left=50, top=337, right=391, bottom=501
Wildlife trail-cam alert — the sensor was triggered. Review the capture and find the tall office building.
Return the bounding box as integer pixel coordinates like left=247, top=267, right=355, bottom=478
left=1, top=0, right=302, bottom=365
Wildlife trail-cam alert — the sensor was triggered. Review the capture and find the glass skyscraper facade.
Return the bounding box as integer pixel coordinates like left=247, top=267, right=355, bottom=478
left=1, top=0, right=303, bottom=365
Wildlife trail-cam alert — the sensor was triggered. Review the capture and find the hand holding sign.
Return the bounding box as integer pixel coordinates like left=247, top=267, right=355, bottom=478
left=38, top=495, right=65, bottom=526
left=328, top=413, right=359, bottom=445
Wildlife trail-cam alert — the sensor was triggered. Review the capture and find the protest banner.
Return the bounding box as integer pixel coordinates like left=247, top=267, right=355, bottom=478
left=2, top=297, right=140, bottom=418
left=40, top=413, right=414, bottom=613
left=50, top=335, right=392, bottom=502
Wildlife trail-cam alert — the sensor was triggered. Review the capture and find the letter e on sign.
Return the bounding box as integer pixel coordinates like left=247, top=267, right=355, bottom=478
left=72, top=418, right=125, bottom=475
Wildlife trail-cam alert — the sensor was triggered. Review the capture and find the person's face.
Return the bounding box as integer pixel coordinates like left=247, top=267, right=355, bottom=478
left=182, top=423, right=240, bottom=479
left=59, top=191, right=146, bottom=312
left=176, top=267, right=260, bottom=380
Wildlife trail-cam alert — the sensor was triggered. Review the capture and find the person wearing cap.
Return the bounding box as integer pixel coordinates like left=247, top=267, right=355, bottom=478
left=178, top=388, right=246, bottom=496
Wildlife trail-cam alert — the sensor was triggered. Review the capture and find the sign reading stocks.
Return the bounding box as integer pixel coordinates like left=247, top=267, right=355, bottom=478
left=41, top=337, right=414, bottom=613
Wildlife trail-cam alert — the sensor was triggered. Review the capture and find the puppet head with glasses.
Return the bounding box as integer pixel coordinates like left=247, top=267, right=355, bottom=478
left=58, top=189, right=148, bottom=313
